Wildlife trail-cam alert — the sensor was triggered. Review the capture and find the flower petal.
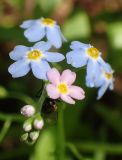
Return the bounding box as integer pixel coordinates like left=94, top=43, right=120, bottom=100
left=9, top=45, right=29, bottom=61
left=86, top=60, right=102, bottom=87
left=57, top=26, right=67, bottom=42
left=60, top=69, right=76, bottom=85
left=109, top=81, right=114, bottom=90
left=46, top=84, right=60, bottom=99
left=46, top=25, right=62, bottom=48
left=31, top=60, right=51, bottom=80
left=97, top=83, right=109, bottom=100
left=66, top=50, right=87, bottom=68
left=60, top=95, right=75, bottom=104
left=8, top=59, right=30, bottom=78
left=44, top=52, right=65, bottom=62
left=33, top=41, right=52, bottom=51
left=69, top=85, right=85, bottom=100
left=20, top=20, right=36, bottom=29
left=70, top=41, right=90, bottom=50
left=47, top=68, right=60, bottom=85
left=24, top=21, right=45, bottom=42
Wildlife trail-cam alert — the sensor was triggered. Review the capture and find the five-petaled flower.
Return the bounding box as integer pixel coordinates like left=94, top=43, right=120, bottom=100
left=46, top=68, right=85, bottom=104
left=94, top=63, right=114, bottom=99
left=66, top=41, right=106, bottom=87
left=8, top=41, right=65, bottom=80
left=20, top=17, right=66, bottom=48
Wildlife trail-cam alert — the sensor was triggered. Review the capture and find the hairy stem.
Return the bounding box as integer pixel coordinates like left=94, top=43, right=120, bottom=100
left=38, top=84, right=47, bottom=113
left=57, top=102, right=65, bottom=160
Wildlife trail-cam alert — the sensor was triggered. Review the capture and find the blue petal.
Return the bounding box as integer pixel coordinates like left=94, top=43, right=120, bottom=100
left=20, top=20, right=36, bottom=29
left=57, top=26, right=67, bottom=42
left=31, top=60, right=51, bottom=80
left=86, top=60, right=103, bottom=87
left=33, top=41, right=52, bottom=51
left=70, top=41, right=90, bottom=50
left=8, top=59, right=30, bottom=78
left=102, top=62, right=113, bottom=73
left=97, top=83, right=109, bottom=100
left=9, top=45, right=29, bottom=61
left=66, top=50, right=87, bottom=68
left=24, top=21, right=45, bottom=42
left=46, top=25, right=62, bottom=48
left=44, top=52, right=65, bottom=62
left=109, top=81, right=114, bottom=90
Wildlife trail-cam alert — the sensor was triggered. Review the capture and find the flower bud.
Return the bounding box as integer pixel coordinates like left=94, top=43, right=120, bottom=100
left=33, top=119, right=44, bottom=130
left=30, top=131, right=39, bottom=141
left=21, top=133, right=28, bottom=141
left=21, top=105, right=35, bottom=117
left=23, top=121, right=32, bottom=132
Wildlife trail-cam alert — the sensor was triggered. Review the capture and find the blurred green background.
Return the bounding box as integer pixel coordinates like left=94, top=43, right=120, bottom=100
left=0, top=0, right=122, bottom=160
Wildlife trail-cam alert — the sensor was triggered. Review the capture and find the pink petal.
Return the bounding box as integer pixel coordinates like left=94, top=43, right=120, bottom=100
left=46, top=84, right=60, bottom=99
left=47, top=68, right=60, bottom=85
left=69, top=85, right=85, bottom=100
left=60, top=95, right=75, bottom=104
left=60, top=69, right=76, bottom=85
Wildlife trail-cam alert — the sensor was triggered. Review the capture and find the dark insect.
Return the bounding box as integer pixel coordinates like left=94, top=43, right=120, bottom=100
left=42, top=98, right=58, bottom=114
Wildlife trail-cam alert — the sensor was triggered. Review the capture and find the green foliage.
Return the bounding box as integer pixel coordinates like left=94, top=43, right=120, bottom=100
left=107, top=22, right=122, bottom=50
left=62, top=11, right=91, bottom=40
left=31, top=128, right=56, bottom=160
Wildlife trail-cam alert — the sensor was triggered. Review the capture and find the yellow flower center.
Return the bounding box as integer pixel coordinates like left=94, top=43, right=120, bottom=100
left=57, top=83, right=68, bottom=94
left=87, top=47, right=99, bottom=59
left=104, top=72, right=113, bottom=80
left=27, top=50, right=43, bottom=60
left=42, top=18, right=55, bottom=26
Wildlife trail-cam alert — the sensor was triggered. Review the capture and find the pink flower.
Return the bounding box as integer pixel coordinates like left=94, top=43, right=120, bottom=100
left=46, top=68, right=85, bottom=104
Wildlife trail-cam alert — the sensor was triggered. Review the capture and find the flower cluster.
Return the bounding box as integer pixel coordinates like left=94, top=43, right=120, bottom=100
left=8, top=18, right=114, bottom=106
left=66, top=41, right=114, bottom=99
left=21, top=105, right=44, bottom=144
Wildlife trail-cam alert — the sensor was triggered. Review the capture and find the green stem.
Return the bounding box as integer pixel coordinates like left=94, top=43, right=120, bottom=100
left=38, top=84, right=47, bottom=113
left=0, top=112, right=25, bottom=122
left=0, top=120, right=11, bottom=143
left=57, top=102, right=65, bottom=160
left=73, top=142, right=122, bottom=154
left=0, top=91, right=36, bottom=107
left=67, top=142, right=84, bottom=160
left=94, top=151, right=106, bottom=160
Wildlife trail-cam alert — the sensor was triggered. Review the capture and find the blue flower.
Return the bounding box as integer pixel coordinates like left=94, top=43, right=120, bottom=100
left=8, top=41, right=65, bottom=80
left=66, top=41, right=105, bottom=87
left=20, top=18, right=66, bottom=48
left=94, top=63, right=114, bottom=100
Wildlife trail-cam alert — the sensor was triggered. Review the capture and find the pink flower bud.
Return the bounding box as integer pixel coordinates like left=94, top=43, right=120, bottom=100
left=33, top=119, right=44, bottom=130
left=21, top=105, right=35, bottom=117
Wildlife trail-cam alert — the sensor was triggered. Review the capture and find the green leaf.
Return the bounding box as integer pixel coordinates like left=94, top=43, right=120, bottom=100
left=37, top=0, right=61, bottom=13
left=94, top=104, right=122, bottom=136
left=62, top=11, right=91, bottom=40
left=107, top=22, right=122, bottom=50
left=31, top=127, right=56, bottom=160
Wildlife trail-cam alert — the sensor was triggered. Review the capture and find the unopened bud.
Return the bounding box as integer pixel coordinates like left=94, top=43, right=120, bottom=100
left=30, top=131, right=39, bottom=141
left=21, top=133, right=28, bottom=141
left=23, top=121, right=32, bottom=132
left=33, top=119, right=44, bottom=130
left=21, top=105, right=35, bottom=117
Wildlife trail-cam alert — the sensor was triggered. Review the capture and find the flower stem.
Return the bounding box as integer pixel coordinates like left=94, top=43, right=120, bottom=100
left=66, top=142, right=84, bottom=160
left=0, top=120, right=11, bottom=143
left=0, top=112, right=25, bottom=122
left=38, top=84, right=47, bottom=113
left=57, top=102, right=65, bottom=160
